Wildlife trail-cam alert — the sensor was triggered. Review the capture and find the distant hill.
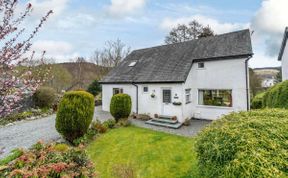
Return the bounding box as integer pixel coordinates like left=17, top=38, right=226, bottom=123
left=50, top=62, right=109, bottom=91
left=253, top=67, right=280, bottom=80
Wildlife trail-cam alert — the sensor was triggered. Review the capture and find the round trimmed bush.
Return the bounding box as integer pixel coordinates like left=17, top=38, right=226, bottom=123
left=56, top=91, right=94, bottom=142
left=33, top=87, right=56, bottom=108
left=251, top=92, right=265, bottom=109
left=110, top=94, right=131, bottom=122
left=196, top=109, right=288, bottom=178
left=263, top=80, right=288, bottom=108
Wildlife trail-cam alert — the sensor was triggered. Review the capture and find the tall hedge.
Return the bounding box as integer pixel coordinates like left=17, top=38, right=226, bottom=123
left=196, top=109, right=288, bottom=178
left=56, top=91, right=94, bottom=142
left=263, top=80, right=288, bottom=108
left=110, top=94, right=131, bottom=122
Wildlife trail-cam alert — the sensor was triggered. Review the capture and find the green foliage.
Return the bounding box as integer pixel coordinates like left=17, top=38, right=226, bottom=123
left=110, top=94, right=132, bottom=122
left=196, top=109, right=288, bottom=178
left=0, top=142, right=95, bottom=177
left=116, top=118, right=131, bottom=127
left=33, top=86, right=56, bottom=108
left=263, top=80, right=288, bottom=108
left=0, top=149, right=23, bottom=166
left=87, top=80, right=102, bottom=96
left=102, top=119, right=116, bottom=129
left=251, top=92, right=265, bottom=109
left=56, top=91, right=94, bottom=143
left=91, top=120, right=108, bottom=134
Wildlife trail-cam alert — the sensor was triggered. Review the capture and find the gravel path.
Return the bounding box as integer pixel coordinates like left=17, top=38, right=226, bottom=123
left=0, top=106, right=211, bottom=158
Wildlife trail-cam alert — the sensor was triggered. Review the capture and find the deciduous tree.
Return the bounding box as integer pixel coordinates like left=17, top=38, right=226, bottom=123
left=165, top=20, right=214, bottom=44
left=0, top=1, right=52, bottom=117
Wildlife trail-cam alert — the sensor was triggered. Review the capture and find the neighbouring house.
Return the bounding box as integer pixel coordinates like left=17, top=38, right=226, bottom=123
left=100, top=29, right=253, bottom=123
left=279, top=27, right=288, bottom=80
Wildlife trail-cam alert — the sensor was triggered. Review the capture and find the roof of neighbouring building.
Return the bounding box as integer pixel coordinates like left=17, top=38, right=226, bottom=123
left=278, top=27, right=288, bottom=61
left=100, top=29, right=253, bottom=84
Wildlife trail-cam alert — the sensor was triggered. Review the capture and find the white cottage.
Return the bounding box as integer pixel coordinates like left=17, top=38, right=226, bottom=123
left=100, top=29, right=253, bottom=127
left=278, top=27, right=288, bottom=80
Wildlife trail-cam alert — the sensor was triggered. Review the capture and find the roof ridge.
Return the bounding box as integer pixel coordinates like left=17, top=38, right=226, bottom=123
left=133, top=29, right=250, bottom=52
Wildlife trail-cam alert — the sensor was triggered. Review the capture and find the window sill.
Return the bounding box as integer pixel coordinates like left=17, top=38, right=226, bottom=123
left=196, top=105, right=233, bottom=110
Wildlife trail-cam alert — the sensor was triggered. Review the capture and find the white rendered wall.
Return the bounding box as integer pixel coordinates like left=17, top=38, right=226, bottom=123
left=101, top=83, right=184, bottom=121
left=183, top=58, right=248, bottom=120
left=282, top=44, right=288, bottom=80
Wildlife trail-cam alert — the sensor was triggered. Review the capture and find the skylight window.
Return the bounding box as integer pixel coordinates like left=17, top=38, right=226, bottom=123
left=128, top=61, right=137, bottom=67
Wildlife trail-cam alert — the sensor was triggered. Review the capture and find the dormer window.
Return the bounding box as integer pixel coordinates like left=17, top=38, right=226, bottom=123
left=129, top=61, right=137, bottom=67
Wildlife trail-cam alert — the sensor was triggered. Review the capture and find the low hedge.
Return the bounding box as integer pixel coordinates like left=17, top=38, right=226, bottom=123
left=251, top=92, right=265, bottom=109
left=263, top=80, right=288, bottom=108
left=56, top=91, right=94, bottom=143
left=33, top=87, right=56, bottom=108
left=196, top=109, right=288, bottom=178
left=110, top=94, right=131, bottom=122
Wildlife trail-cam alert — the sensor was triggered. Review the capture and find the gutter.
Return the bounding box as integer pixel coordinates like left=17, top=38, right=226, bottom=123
left=132, top=83, right=139, bottom=114
left=245, top=56, right=253, bottom=111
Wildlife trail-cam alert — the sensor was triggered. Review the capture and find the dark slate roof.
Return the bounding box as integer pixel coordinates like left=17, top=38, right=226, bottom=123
left=278, top=27, right=288, bottom=61
left=101, top=29, right=253, bottom=84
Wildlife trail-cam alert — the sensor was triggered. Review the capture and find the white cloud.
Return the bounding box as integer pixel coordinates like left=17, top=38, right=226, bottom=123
left=250, top=0, right=288, bottom=57
left=251, top=0, right=288, bottom=34
left=249, top=50, right=281, bottom=68
left=29, top=0, right=69, bottom=17
left=32, top=40, right=73, bottom=56
left=160, top=15, right=249, bottom=34
left=107, top=0, right=146, bottom=17
left=31, top=40, right=80, bottom=63
left=57, top=13, right=97, bottom=29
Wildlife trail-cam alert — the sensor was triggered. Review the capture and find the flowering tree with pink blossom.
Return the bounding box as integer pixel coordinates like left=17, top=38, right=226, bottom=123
left=0, top=0, right=53, bottom=117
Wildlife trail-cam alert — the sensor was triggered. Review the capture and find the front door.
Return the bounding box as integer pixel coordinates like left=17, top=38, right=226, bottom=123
left=162, top=88, right=172, bottom=116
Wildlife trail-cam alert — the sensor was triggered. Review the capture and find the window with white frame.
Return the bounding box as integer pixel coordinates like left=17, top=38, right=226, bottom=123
left=198, top=89, right=232, bottom=107
left=113, top=88, right=123, bottom=95
left=185, top=89, right=191, bottom=104
left=143, top=86, right=148, bottom=93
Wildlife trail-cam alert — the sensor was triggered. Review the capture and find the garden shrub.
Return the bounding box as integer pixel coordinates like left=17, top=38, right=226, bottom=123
left=251, top=92, right=265, bottom=109
left=262, top=80, right=288, bottom=108
left=56, top=91, right=94, bottom=143
left=87, top=80, right=102, bottom=96
left=0, top=142, right=95, bottom=177
left=91, top=120, right=108, bottom=133
left=196, top=109, right=288, bottom=178
left=110, top=94, right=132, bottom=122
left=33, top=87, right=56, bottom=108
left=116, top=118, right=131, bottom=127
left=103, top=119, right=116, bottom=129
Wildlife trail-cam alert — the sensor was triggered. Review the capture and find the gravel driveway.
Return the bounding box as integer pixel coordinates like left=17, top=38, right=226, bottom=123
left=0, top=107, right=113, bottom=159
left=0, top=106, right=210, bottom=158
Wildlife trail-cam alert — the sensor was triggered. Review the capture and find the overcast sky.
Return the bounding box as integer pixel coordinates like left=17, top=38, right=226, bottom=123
left=22, top=0, right=288, bottom=68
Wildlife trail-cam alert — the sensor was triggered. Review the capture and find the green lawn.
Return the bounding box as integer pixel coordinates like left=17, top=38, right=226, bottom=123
left=86, top=126, right=200, bottom=178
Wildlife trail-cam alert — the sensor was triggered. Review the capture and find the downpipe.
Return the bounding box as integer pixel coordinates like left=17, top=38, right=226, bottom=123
left=245, top=56, right=252, bottom=111
left=132, top=83, right=139, bottom=114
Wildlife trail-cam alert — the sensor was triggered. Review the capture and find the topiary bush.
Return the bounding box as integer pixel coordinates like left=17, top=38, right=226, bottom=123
left=56, top=91, right=94, bottom=143
left=110, top=94, right=132, bottom=122
left=251, top=92, right=265, bottom=109
left=262, top=80, right=288, bottom=109
left=196, top=109, right=288, bottom=178
left=33, top=86, right=56, bottom=108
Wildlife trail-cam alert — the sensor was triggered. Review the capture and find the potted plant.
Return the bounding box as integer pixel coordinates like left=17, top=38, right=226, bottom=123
left=172, top=102, right=182, bottom=106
